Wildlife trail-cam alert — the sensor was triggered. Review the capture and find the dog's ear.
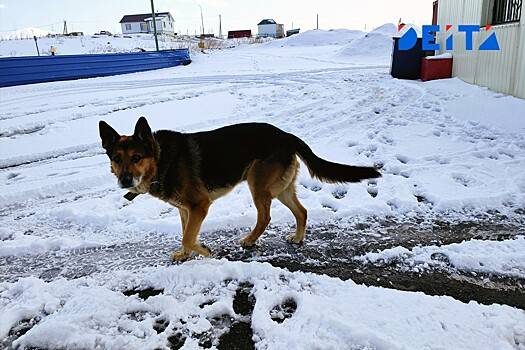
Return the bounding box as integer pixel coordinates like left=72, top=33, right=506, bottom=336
left=134, top=116, right=153, bottom=143
left=99, top=120, right=119, bottom=152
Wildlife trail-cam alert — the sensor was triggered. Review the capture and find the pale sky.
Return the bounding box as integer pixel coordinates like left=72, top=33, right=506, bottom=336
left=0, top=0, right=436, bottom=35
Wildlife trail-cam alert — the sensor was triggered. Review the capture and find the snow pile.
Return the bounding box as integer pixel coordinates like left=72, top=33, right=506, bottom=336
left=1, top=260, right=524, bottom=350
left=267, top=29, right=365, bottom=47
left=356, top=236, right=525, bottom=278
left=0, top=27, right=56, bottom=40
left=338, top=23, right=422, bottom=60
left=338, top=24, right=396, bottom=59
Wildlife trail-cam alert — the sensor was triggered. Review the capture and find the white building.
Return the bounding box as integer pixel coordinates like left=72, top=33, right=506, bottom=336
left=257, top=19, right=285, bottom=38
left=435, top=0, right=524, bottom=98
left=119, top=12, right=175, bottom=35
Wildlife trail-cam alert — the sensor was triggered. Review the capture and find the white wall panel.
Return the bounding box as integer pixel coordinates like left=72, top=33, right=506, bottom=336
left=436, top=0, right=524, bottom=98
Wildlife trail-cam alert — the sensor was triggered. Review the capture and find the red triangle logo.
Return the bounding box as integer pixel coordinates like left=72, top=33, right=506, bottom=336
left=446, top=24, right=452, bottom=31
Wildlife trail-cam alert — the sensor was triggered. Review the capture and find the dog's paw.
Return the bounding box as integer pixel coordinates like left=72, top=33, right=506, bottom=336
left=170, top=249, right=191, bottom=262
left=239, top=236, right=257, bottom=248
left=286, top=234, right=304, bottom=245
left=199, top=244, right=212, bottom=257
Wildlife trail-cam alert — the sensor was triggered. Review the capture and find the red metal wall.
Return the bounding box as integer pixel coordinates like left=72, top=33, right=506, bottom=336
left=228, top=30, right=252, bottom=39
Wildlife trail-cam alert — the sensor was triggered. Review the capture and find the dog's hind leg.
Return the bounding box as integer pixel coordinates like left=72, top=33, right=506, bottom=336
left=171, top=203, right=212, bottom=261
left=277, top=183, right=307, bottom=244
left=241, top=157, right=297, bottom=247
left=178, top=208, right=188, bottom=232
left=240, top=191, right=272, bottom=247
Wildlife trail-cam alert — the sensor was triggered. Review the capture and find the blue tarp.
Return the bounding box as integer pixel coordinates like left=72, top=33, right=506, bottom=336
left=0, top=49, right=191, bottom=88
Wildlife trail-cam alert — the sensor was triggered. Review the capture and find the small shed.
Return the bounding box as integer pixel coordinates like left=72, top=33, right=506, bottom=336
left=228, top=30, right=252, bottom=39
left=257, top=19, right=284, bottom=38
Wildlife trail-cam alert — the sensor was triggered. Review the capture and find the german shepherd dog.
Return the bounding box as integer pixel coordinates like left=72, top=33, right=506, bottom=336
left=99, top=117, right=380, bottom=261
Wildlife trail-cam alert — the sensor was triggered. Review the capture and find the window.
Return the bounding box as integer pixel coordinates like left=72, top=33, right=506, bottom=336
left=163, top=22, right=166, bottom=28
left=140, top=22, right=148, bottom=32
left=492, top=0, right=522, bottom=25
left=125, top=24, right=131, bottom=31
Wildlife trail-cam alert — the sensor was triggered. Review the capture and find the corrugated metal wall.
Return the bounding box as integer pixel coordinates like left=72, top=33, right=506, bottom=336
left=0, top=49, right=191, bottom=88
left=436, top=0, right=525, bottom=99
left=514, top=23, right=525, bottom=98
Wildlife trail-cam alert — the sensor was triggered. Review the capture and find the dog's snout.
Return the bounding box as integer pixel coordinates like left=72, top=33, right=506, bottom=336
left=119, top=173, right=133, bottom=188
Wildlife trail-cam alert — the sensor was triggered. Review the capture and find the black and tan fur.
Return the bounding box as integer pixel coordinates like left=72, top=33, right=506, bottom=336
left=99, top=117, right=381, bottom=261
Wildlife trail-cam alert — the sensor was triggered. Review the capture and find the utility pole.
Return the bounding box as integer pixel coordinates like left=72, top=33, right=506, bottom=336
left=199, top=5, right=205, bottom=36
left=316, top=14, right=319, bottom=30
left=219, top=14, right=222, bottom=39
left=150, top=0, right=159, bottom=51
left=33, top=36, right=40, bottom=56
left=63, top=20, right=68, bottom=35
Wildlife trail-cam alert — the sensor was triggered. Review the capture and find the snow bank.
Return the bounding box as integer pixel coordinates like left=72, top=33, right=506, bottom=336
left=0, top=27, right=56, bottom=40
left=356, top=236, right=525, bottom=278
left=0, top=229, right=100, bottom=257
left=267, top=29, right=364, bottom=47
left=1, top=260, right=524, bottom=349
left=425, top=77, right=525, bottom=133
left=0, top=34, right=201, bottom=57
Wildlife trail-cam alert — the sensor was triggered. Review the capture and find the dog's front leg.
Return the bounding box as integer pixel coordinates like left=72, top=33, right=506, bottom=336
left=171, top=203, right=211, bottom=262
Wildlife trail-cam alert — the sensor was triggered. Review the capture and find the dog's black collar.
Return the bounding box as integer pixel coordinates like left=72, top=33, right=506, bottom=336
left=124, top=192, right=139, bottom=201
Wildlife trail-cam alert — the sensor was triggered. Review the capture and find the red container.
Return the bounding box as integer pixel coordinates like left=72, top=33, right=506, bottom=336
left=421, top=57, right=453, bottom=81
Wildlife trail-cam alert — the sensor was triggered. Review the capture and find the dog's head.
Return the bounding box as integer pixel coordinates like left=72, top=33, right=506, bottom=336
left=99, top=117, right=157, bottom=191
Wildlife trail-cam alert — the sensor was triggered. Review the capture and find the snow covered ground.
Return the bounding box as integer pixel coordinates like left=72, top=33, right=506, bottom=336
left=356, top=235, right=525, bottom=279
left=2, top=260, right=525, bottom=350
left=1, top=25, right=525, bottom=349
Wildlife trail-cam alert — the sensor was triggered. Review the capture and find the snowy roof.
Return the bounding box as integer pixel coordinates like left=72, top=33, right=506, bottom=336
left=258, top=19, right=277, bottom=25
left=144, top=16, right=168, bottom=22
left=119, top=12, right=172, bottom=23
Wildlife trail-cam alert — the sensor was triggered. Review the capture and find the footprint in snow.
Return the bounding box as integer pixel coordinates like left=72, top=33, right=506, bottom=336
left=367, top=183, right=379, bottom=198
left=6, top=172, right=20, bottom=180
left=332, top=188, right=347, bottom=199
left=396, top=155, right=409, bottom=164
left=270, top=298, right=298, bottom=323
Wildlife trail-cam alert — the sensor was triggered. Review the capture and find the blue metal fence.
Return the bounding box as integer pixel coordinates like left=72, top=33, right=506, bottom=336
left=0, top=49, right=191, bottom=88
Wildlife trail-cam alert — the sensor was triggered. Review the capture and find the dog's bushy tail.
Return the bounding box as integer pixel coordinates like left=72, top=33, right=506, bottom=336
left=290, top=134, right=381, bottom=183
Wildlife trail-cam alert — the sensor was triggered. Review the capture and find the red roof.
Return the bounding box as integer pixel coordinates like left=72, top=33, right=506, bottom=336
left=119, top=12, right=172, bottom=23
